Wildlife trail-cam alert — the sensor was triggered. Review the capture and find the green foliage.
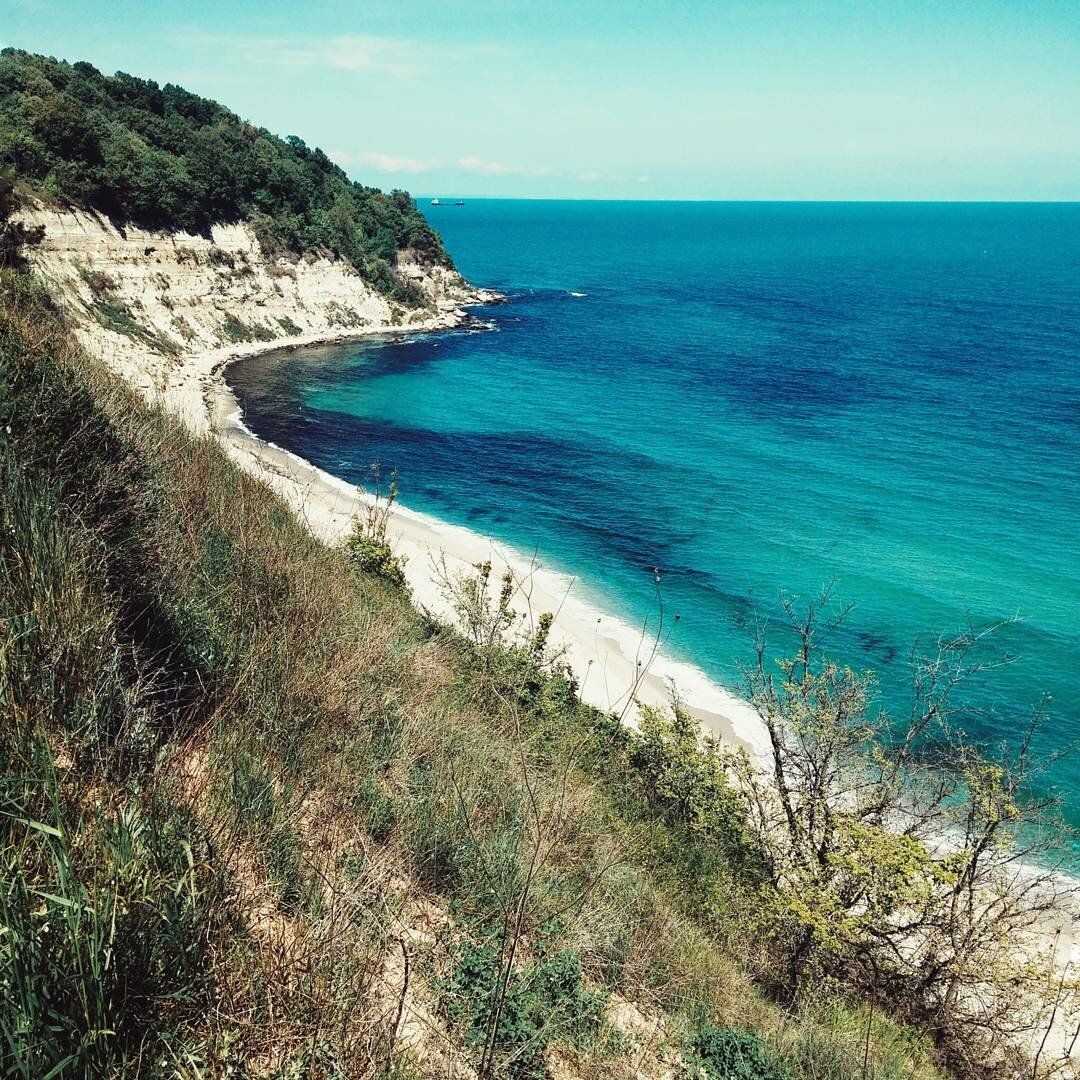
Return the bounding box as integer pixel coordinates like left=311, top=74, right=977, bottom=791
left=628, top=704, right=760, bottom=876
left=0, top=48, right=451, bottom=302
left=683, top=1024, right=791, bottom=1080
left=733, top=594, right=1076, bottom=1074
left=0, top=277, right=229, bottom=1072
left=563, top=701, right=765, bottom=944
left=0, top=166, right=43, bottom=266
left=78, top=264, right=116, bottom=295
left=346, top=466, right=409, bottom=588
left=218, top=311, right=277, bottom=344
left=442, top=923, right=607, bottom=1078
left=0, top=784, right=226, bottom=1078
left=346, top=530, right=408, bottom=588
left=205, top=245, right=234, bottom=268
left=438, top=560, right=578, bottom=716
left=92, top=296, right=180, bottom=354
left=249, top=319, right=279, bottom=341
left=324, top=300, right=366, bottom=327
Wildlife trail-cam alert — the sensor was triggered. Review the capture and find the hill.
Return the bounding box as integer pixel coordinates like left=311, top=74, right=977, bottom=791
left=0, top=47, right=448, bottom=302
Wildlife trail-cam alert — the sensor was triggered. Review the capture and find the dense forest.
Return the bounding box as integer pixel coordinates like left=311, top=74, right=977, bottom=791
left=0, top=48, right=449, bottom=300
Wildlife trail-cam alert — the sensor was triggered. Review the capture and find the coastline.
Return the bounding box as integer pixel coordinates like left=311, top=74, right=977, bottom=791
left=206, top=329, right=772, bottom=762
left=18, top=199, right=768, bottom=757
left=24, top=194, right=1075, bottom=1061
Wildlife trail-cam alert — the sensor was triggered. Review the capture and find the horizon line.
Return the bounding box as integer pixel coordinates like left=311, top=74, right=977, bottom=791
left=414, top=195, right=1080, bottom=204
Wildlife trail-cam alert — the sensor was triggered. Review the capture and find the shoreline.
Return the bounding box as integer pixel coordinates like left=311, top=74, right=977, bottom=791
left=23, top=189, right=1077, bottom=1064
left=205, top=325, right=772, bottom=762
left=20, top=195, right=768, bottom=756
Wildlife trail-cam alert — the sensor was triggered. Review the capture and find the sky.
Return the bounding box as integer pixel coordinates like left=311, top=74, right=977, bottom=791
left=4, top=0, right=1079, bottom=200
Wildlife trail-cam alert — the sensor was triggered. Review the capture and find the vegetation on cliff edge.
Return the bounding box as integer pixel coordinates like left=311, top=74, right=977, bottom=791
left=0, top=48, right=449, bottom=302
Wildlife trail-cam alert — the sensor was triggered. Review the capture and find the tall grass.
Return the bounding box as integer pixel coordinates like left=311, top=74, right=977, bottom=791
left=0, top=443, right=226, bottom=1075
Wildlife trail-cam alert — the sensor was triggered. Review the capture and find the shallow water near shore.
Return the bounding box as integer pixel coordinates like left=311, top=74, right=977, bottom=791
left=229, top=200, right=1080, bottom=861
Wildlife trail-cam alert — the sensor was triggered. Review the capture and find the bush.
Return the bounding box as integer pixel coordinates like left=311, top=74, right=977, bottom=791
left=684, top=1024, right=790, bottom=1080
left=442, top=926, right=606, bottom=1078
left=346, top=530, right=408, bottom=588
left=346, top=466, right=408, bottom=588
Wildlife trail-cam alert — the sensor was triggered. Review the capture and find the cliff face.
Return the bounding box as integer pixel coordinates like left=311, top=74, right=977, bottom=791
left=17, top=201, right=484, bottom=418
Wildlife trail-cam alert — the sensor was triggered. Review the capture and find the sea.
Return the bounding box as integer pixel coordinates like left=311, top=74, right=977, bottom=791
left=228, top=200, right=1080, bottom=855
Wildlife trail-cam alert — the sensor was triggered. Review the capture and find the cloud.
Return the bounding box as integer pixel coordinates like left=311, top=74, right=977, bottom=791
left=186, top=33, right=427, bottom=78
left=459, top=155, right=510, bottom=176
left=354, top=151, right=436, bottom=174
left=185, top=33, right=508, bottom=80
left=576, top=170, right=604, bottom=183
left=320, top=36, right=422, bottom=77
left=458, top=156, right=553, bottom=177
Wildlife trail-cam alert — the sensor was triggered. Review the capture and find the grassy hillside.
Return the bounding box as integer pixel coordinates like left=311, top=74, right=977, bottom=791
left=0, top=48, right=449, bottom=301
left=0, top=251, right=952, bottom=1075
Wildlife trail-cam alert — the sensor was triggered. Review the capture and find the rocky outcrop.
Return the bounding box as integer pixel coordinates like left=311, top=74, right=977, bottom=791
left=17, top=200, right=490, bottom=410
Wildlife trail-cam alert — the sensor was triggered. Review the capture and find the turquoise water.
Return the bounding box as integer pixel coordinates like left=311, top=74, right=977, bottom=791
left=229, top=200, right=1080, bottom=836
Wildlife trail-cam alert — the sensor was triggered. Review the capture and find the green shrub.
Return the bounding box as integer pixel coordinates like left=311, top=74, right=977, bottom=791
left=442, top=925, right=606, bottom=1078
left=346, top=530, right=408, bottom=588
left=684, top=1024, right=790, bottom=1080
left=91, top=297, right=180, bottom=355
left=78, top=265, right=117, bottom=296
left=346, top=467, right=408, bottom=588
left=219, top=312, right=253, bottom=343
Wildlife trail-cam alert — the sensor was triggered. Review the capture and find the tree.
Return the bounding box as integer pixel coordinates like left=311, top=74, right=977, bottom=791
left=731, top=588, right=1079, bottom=1076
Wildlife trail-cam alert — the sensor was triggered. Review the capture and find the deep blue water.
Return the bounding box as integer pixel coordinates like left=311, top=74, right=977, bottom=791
left=229, top=200, right=1080, bottom=841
